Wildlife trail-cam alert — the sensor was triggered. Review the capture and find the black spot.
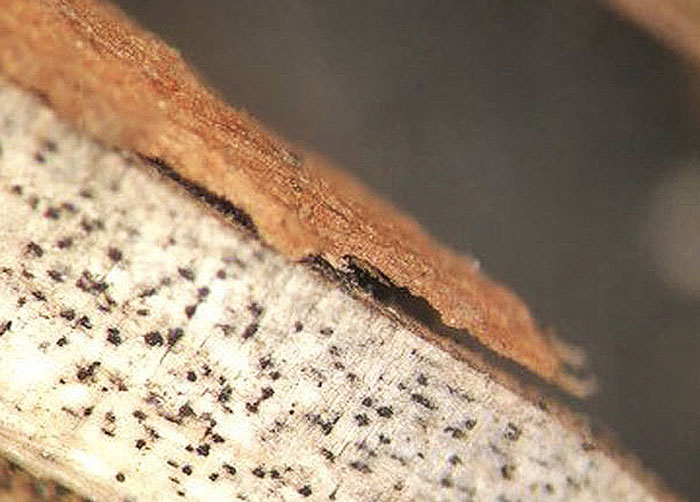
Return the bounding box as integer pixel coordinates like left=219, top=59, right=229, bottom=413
left=222, top=464, right=236, bottom=476
left=294, top=321, right=303, bottom=332
left=501, top=464, right=515, bottom=480
left=440, top=477, right=453, bottom=488
left=26, top=241, right=44, bottom=257
left=270, top=469, right=281, bottom=479
left=107, top=248, right=123, bottom=262
left=83, top=407, right=93, bottom=416
left=321, top=448, right=335, bottom=461
left=417, top=373, right=428, bottom=386
left=77, top=361, right=101, bottom=381
left=464, top=418, right=477, bottom=430
left=75, top=270, right=108, bottom=295
left=354, top=414, right=370, bottom=427
left=208, top=473, right=219, bottom=482
left=216, top=269, right=227, bottom=279
left=252, top=466, right=265, bottom=478
left=167, top=327, right=184, bottom=347
left=47, top=269, right=64, bottom=282
left=56, top=336, right=68, bottom=347
left=31, top=290, right=47, bottom=301
left=211, top=433, right=225, bottom=444
left=444, top=427, right=464, bottom=439
left=246, top=402, right=259, bottom=413
left=178, top=403, right=195, bottom=418
left=144, top=331, right=164, bottom=347
left=184, top=304, right=197, bottom=319
left=349, top=461, right=372, bottom=474
left=181, top=465, right=192, bottom=476
left=80, top=217, right=104, bottom=233
left=77, top=316, right=92, bottom=329
left=106, top=327, right=122, bottom=346
left=410, top=393, right=435, bottom=410
left=178, top=267, right=195, bottom=281
left=56, top=237, right=73, bottom=249
left=218, top=385, right=232, bottom=403
left=115, top=472, right=125, bottom=483
left=197, top=286, right=210, bottom=299
left=44, top=206, right=60, bottom=219
left=0, top=320, right=11, bottom=336
left=504, top=422, right=522, bottom=442
left=319, top=327, right=334, bottom=336
left=196, top=444, right=210, bottom=456
left=361, top=397, right=373, bottom=407
left=448, top=454, right=461, bottom=465
left=186, top=371, right=197, bottom=382
left=378, top=434, right=391, bottom=445
left=248, top=302, right=263, bottom=317
left=242, top=322, right=258, bottom=340
left=376, top=406, right=393, bottom=418
left=270, top=371, right=281, bottom=380
left=298, top=485, right=312, bottom=497
left=135, top=439, right=146, bottom=450
left=261, top=387, right=274, bottom=400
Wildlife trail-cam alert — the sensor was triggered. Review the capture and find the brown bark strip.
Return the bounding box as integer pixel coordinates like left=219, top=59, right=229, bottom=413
left=0, top=0, right=591, bottom=396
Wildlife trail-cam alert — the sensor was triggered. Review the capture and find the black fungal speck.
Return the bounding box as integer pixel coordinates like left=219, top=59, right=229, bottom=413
left=47, top=269, right=64, bottom=282
left=144, top=331, right=164, bottom=347
left=209, top=473, right=219, bottom=482
left=252, top=466, right=265, bottom=478
left=182, top=465, right=192, bottom=476
left=294, top=321, right=303, bottom=332
left=56, top=336, right=68, bottom=347
left=32, top=290, right=47, bottom=301
left=417, top=373, right=428, bottom=386
left=261, top=387, right=274, bottom=400
left=354, top=414, right=370, bottom=427
left=196, top=444, right=210, bottom=456
left=246, top=402, right=259, bottom=413
left=410, top=393, right=435, bottom=410
left=223, top=464, right=236, bottom=476
left=77, top=361, right=101, bottom=381
left=218, top=385, right=232, bottom=403
left=178, top=267, right=195, bottom=281
left=167, top=327, right=184, bottom=347
left=298, top=485, right=312, bottom=497
left=0, top=321, right=12, bottom=336
left=115, top=473, right=125, bottom=483
left=56, top=237, right=73, bottom=249
left=26, top=241, right=44, bottom=257
left=186, top=371, right=197, bottom=382
left=132, top=410, right=147, bottom=421
left=376, top=406, right=393, bottom=418
left=504, top=422, right=522, bottom=441
left=197, top=286, right=210, bottom=299
left=319, top=327, right=334, bottom=336
left=107, top=247, right=123, bottom=262
left=464, top=418, right=477, bottom=430
left=106, top=327, right=122, bottom=346
left=184, top=304, right=197, bottom=319
left=349, top=461, right=372, bottom=474
left=77, top=316, right=92, bottom=329
left=135, top=439, right=146, bottom=450
left=242, top=322, right=259, bottom=340
left=501, top=464, right=515, bottom=480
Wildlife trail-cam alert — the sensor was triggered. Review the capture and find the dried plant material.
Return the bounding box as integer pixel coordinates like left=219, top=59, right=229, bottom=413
left=0, top=79, right=672, bottom=502
left=0, top=0, right=594, bottom=396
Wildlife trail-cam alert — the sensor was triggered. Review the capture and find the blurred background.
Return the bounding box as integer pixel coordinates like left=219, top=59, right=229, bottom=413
left=113, top=0, right=700, bottom=497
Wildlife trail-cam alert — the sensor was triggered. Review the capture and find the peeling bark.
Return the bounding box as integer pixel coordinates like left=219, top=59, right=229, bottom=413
left=0, top=78, right=671, bottom=501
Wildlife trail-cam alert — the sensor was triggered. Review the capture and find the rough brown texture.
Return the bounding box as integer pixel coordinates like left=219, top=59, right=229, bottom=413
left=0, top=0, right=592, bottom=396
left=605, top=0, right=700, bottom=66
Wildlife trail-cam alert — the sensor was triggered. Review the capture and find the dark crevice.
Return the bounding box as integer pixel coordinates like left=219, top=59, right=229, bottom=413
left=141, top=156, right=257, bottom=235
left=303, top=254, right=586, bottom=410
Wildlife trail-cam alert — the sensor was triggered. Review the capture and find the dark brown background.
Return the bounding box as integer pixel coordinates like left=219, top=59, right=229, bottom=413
left=113, top=0, right=700, bottom=498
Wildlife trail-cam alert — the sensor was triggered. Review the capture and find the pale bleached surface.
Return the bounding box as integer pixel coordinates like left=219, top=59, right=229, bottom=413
left=0, top=81, right=657, bottom=501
